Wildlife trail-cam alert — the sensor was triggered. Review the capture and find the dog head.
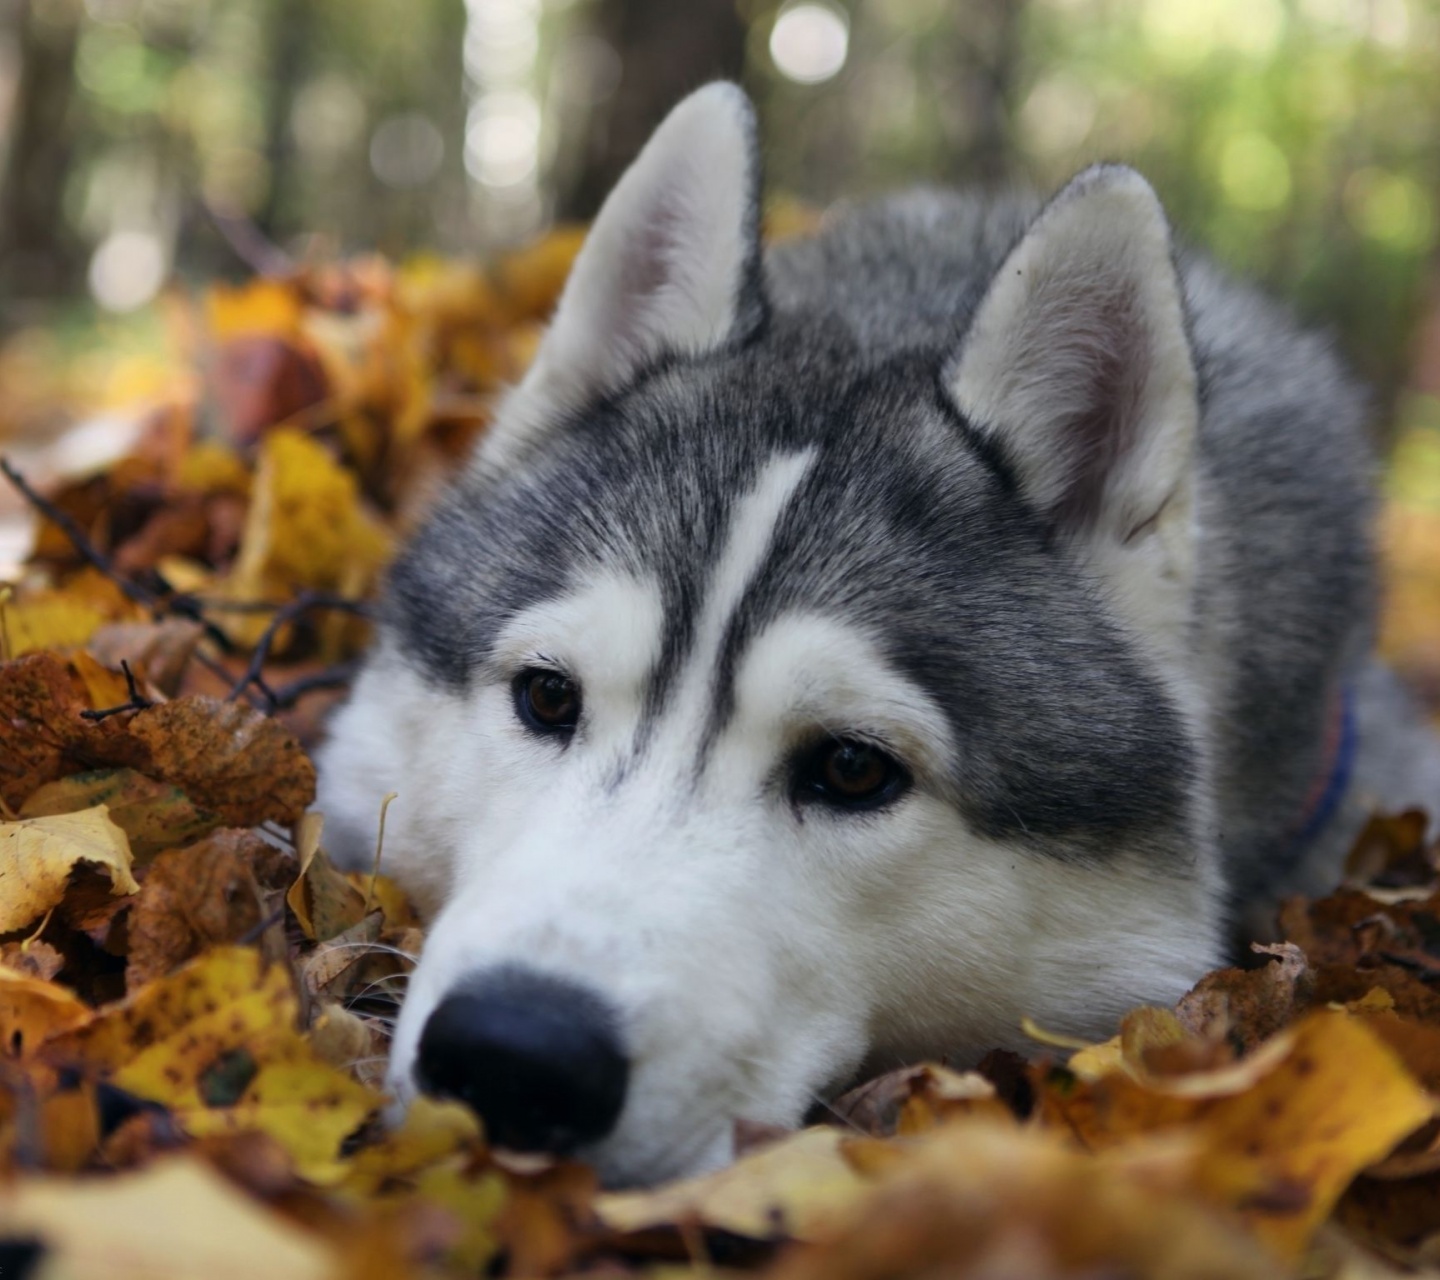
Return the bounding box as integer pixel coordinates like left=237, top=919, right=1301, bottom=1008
left=316, top=84, right=1224, bottom=1186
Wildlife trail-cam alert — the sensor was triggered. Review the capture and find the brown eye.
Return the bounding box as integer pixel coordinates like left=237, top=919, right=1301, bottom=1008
left=515, top=669, right=581, bottom=734
left=797, top=737, right=909, bottom=811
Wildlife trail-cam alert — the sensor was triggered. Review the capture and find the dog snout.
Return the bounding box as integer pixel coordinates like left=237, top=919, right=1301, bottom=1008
left=414, top=966, right=629, bottom=1154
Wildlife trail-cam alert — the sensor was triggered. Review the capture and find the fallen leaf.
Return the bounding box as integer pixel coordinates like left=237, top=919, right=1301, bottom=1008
left=20, top=767, right=221, bottom=861
left=0, top=966, right=93, bottom=1057
left=766, top=1121, right=1277, bottom=1280
left=288, top=815, right=368, bottom=941
left=0, top=1154, right=339, bottom=1280
left=110, top=696, right=316, bottom=827
left=1037, top=1011, right=1435, bottom=1259
left=0, top=805, right=139, bottom=933
left=124, top=829, right=269, bottom=989
left=597, top=1127, right=869, bottom=1241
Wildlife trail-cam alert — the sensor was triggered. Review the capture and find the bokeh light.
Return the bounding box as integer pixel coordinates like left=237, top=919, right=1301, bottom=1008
left=769, top=1, right=849, bottom=85
left=87, top=230, right=167, bottom=313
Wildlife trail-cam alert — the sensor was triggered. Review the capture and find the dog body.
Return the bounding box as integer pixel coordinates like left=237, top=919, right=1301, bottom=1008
left=315, top=85, right=1440, bottom=1186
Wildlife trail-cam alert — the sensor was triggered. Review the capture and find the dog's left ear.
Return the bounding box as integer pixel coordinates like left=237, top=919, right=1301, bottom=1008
left=948, top=166, right=1198, bottom=620
left=482, top=83, right=765, bottom=469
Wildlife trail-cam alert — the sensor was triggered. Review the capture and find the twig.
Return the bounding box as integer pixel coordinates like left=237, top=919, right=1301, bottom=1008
left=267, top=661, right=360, bottom=710
left=80, top=659, right=153, bottom=721
left=237, top=904, right=287, bottom=947
left=363, top=791, right=398, bottom=916
left=0, top=457, right=159, bottom=612
left=206, top=203, right=294, bottom=278
left=226, top=592, right=368, bottom=707
left=0, top=457, right=236, bottom=654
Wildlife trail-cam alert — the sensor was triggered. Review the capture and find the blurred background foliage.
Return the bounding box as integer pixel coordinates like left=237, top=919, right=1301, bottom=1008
left=2, top=0, right=1440, bottom=697
left=0, top=0, right=1438, bottom=438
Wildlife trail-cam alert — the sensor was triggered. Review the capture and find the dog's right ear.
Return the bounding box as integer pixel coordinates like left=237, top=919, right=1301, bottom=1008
left=480, top=83, right=765, bottom=470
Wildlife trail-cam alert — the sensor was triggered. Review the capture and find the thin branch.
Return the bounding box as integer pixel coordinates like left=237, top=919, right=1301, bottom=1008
left=267, top=661, right=360, bottom=710
left=0, top=456, right=237, bottom=654
left=226, top=592, right=368, bottom=706
left=0, top=456, right=159, bottom=612
left=205, top=203, right=294, bottom=278
left=80, top=659, right=153, bottom=722
left=237, top=904, right=287, bottom=947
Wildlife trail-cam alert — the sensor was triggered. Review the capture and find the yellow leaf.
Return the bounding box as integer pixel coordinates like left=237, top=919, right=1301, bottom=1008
left=0, top=1155, right=337, bottom=1280
left=287, top=814, right=367, bottom=941
left=20, top=768, right=221, bottom=862
left=176, top=1059, right=380, bottom=1184
left=0, top=591, right=109, bottom=657
left=228, top=428, right=390, bottom=605
left=206, top=277, right=305, bottom=341
left=176, top=438, right=252, bottom=495
left=411, top=1161, right=508, bottom=1273
left=1068, top=1006, right=1188, bottom=1082
left=111, top=965, right=306, bottom=1099
left=1040, top=1011, right=1435, bottom=1260
left=341, top=1095, right=484, bottom=1195
left=0, top=966, right=93, bottom=1057
left=895, top=1065, right=1014, bottom=1135
left=596, top=1127, right=869, bottom=1241
left=52, top=946, right=291, bottom=1076
left=766, top=1120, right=1277, bottom=1280
left=0, top=806, right=138, bottom=933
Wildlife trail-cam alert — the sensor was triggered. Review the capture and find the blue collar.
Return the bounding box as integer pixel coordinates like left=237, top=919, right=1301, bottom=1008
left=1282, top=686, right=1358, bottom=865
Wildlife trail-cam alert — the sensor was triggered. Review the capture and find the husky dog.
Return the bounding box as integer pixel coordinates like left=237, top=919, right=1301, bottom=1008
left=315, top=83, right=1440, bottom=1186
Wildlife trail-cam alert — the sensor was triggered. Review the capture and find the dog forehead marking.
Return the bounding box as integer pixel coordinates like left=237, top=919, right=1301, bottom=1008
left=644, top=449, right=816, bottom=767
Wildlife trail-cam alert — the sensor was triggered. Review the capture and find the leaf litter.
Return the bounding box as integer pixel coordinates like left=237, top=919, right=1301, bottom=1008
left=0, top=230, right=1439, bottom=1277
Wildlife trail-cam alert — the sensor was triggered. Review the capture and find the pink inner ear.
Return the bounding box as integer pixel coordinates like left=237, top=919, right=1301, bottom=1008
left=1033, top=274, right=1153, bottom=532
left=610, top=199, right=689, bottom=360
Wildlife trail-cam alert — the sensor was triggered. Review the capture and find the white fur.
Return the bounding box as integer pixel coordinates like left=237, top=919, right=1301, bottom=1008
left=316, top=463, right=1222, bottom=1187
left=313, top=134, right=1229, bottom=1188
left=481, top=83, right=757, bottom=472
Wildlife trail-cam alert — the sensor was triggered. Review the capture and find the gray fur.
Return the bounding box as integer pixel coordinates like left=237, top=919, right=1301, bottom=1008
left=382, top=185, right=1436, bottom=916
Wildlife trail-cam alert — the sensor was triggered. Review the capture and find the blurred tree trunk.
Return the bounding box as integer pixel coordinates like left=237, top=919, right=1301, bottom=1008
left=945, top=0, right=1025, bottom=187
left=559, top=0, right=746, bottom=220
left=0, top=0, right=84, bottom=310
left=256, top=0, right=318, bottom=240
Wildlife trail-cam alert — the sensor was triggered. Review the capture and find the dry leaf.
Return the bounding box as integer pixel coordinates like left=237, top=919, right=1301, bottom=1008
left=0, top=805, right=139, bottom=933
left=111, top=696, right=316, bottom=827
left=21, top=767, right=221, bottom=861
left=597, top=1127, right=869, bottom=1241
left=124, top=829, right=269, bottom=989
left=0, top=1155, right=338, bottom=1280
left=767, top=1121, right=1276, bottom=1280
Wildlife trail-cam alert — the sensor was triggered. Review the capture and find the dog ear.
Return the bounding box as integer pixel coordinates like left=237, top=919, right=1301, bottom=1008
left=481, top=82, right=765, bottom=469
left=948, top=166, right=1198, bottom=567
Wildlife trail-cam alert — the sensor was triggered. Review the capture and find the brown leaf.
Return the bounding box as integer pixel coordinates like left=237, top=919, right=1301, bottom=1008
left=84, top=696, right=312, bottom=827
left=125, top=829, right=269, bottom=990
left=1344, top=809, right=1437, bottom=888
left=1175, top=941, right=1314, bottom=1055
left=0, top=651, right=94, bottom=808
left=0, top=939, right=63, bottom=981
left=1, top=655, right=314, bottom=826
left=88, top=618, right=205, bottom=696
left=764, top=1122, right=1277, bottom=1280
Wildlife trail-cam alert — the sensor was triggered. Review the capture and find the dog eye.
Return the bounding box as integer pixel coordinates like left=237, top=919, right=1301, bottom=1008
left=796, top=737, right=910, bottom=811
left=515, top=669, right=581, bottom=735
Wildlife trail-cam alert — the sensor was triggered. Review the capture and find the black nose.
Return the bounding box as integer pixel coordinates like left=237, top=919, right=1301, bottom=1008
left=415, top=967, right=629, bottom=1154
